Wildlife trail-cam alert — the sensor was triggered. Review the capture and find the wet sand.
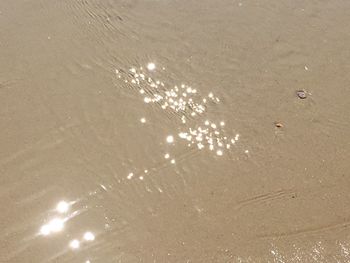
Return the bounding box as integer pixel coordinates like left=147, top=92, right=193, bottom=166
left=1, top=0, right=350, bottom=262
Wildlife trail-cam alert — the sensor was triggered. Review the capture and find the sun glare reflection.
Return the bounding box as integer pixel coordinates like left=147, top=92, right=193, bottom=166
left=69, top=239, right=80, bottom=250
left=56, top=201, right=70, bottom=213
left=40, top=218, right=65, bottom=236
left=83, top=231, right=95, bottom=241
left=117, top=62, right=247, bottom=182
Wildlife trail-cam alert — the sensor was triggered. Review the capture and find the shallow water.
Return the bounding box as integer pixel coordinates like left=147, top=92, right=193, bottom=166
left=1, top=0, right=350, bottom=262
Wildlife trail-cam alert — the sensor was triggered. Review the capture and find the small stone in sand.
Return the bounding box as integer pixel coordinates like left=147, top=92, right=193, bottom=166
left=296, top=90, right=307, bottom=99
left=274, top=122, right=284, bottom=128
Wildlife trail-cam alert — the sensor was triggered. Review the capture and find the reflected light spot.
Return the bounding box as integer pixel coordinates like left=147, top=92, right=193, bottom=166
left=69, top=239, right=80, bottom=250
left=216, top=150, right=223, bottom=156
left=166, top=135, right=174, bottom=143
left=197, top=143, right=204, bottom=150
left=83, top=231, right=95, bottom=241
left=40, top=218, right=64, bottom=236
left=40, top=224, right=51, bottom=236
left=49, top=218, right=64, bottom=232
left=56, top=201, right=69, bottom=213
left=179, top=132, right=187, bottom=139
left=220, top=121, right=225, bottom=126
left=140, top=117, right=146, bottom=123
left=127, top=173, right=134, bottom=180
left=170, top=159, right=176, bottom=164
left=147, top=63, right=156, bottom=71
left=164, top=153, right=170, bottom=159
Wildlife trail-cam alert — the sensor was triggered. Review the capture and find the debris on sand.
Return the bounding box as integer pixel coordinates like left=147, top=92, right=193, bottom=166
left=274, top=122, right=284, bottom=128
left=296, top=90, right=307, bottom=99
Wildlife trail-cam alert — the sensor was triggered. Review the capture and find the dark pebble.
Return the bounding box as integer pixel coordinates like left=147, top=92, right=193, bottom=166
left=274, top=122, right=283, bottom=128
left=296, top=90, right=307, bottom=99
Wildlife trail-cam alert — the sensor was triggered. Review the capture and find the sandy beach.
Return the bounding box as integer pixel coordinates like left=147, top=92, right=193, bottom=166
left=1, top=0, right=350, bottom=262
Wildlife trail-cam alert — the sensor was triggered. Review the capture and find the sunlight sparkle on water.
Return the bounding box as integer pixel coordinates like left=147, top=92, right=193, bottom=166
left=176, top=119, right=240, bottom=156
left=83, top=231, right=95, bottom=241
left=147, top=63, right=156, bottom=71
left=166, top=135, right=174, bottom=143
left=56, top=201, right=69, bottom=213
left=116, top=64, right=246, bottom=158
left=40, top=224, right=51, bottom=236
left=49, top=218, right=64, bottom=232
left=198, top=143, right=204, bottom=150
left=179, top=132, right=187, bottom=139
left=69, top=239, right=80, bottom=250
left=235, top=134, right=240, bottom=141
left=120, top=66, right=215, bottom=119
left=40, top=218, right=65, bottom=236
left=216, top=150, right=223, bottom=156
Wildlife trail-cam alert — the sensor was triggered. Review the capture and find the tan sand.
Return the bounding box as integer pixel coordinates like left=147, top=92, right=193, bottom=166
left=0, top=0, right=350, bottom=262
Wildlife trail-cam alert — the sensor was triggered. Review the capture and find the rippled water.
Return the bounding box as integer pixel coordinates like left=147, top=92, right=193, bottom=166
left=1, top=0, right=350, bottom=262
